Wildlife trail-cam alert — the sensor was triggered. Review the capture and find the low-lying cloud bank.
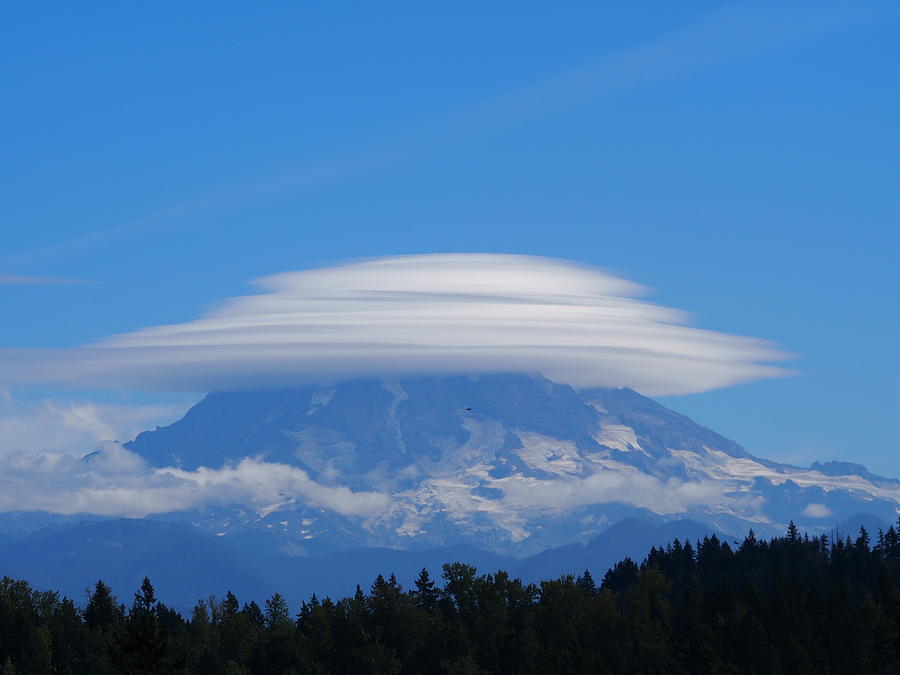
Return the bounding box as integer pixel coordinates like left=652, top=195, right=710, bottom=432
left=0, top=442, right=734, bottom=522
left=0, top=254, right=788, bottom=396
left=497, top=471, right=729, bottom=515
left=0, top=442, right=389, bottom=518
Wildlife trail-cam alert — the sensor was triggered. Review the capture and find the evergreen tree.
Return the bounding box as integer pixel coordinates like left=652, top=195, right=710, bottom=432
left=601, top=557, right=639, bottom=593
left=117, top=577, right=167, bottom=674
left=188, top=598, right=216, bottom=674
left=412, top=567, right=439, bottom=611
left=7, top=521, right=900, bottom=672
left=84, top=580, right=121, bottom=632
left=217, top=591, right=258, bottom=669
left=241, top=601, right=265, bottom=629
left=263, top=593, right=290, bottom=629
left=787, top=520, right=800, bottom=542
left=575, top=569, right=597, bottom=595
left=857, top=525, right=871, bottom=552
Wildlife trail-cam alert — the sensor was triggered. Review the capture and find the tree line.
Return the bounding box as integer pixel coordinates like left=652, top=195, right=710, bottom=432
left=3, top=521, right=900, bottom=673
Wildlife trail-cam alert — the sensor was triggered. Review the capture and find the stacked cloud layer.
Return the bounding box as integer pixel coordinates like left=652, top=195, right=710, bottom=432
left=0, top=254, right=788, bottom=396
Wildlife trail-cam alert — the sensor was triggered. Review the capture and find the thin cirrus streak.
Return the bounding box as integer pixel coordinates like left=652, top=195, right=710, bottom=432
left=0, top=273, right=87, bottom=285
left=0, top=1, right=874, bottom=271
left=0, top=254, right=790, bottom=396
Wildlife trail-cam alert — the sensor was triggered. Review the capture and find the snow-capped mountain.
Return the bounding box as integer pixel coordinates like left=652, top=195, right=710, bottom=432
left=127, top=374, right=900, bottom=556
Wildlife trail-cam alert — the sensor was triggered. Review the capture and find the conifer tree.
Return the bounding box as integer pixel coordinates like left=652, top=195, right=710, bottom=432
left=575, top=569, right=597, bottom=595
left=84, top=580, right=122, bottom=632
left=412, top=567, right=439, bottom=610
left=263, top=594, right=290, bottom=629
left=787, top=520, right=800, bottom=542
left=857, top=525, right=871, bottom=552
left=117, top=577, right=167, bottom=674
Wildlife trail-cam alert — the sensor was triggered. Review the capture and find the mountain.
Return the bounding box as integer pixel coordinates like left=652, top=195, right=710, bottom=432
left=125, top=374, right=900, bottom=557
left=2, top=373, right=895, bottom=609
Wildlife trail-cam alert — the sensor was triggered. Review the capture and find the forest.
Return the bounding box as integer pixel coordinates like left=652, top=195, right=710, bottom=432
left=2, top=522, right=900, bottom=674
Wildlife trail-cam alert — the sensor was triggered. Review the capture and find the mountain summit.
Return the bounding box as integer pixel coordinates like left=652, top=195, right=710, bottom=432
left=126, top=374, right=900, bottom=556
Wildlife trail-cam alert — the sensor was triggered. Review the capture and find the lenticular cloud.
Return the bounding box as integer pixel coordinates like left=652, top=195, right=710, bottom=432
left=0, top=254, right=788, bottom=395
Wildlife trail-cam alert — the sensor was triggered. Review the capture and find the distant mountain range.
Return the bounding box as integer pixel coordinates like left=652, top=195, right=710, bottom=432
left=0, top=512, right=887, bottom=613
left=1, top=373, right=897, bottom=609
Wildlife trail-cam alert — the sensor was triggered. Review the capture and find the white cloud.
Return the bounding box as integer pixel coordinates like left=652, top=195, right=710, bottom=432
left=0, top=443, right=389, bottom=518
left=802, top=502, right=833, bottom=519
left=496, top=470, right=729, bottom=515
left=0, top=255, right=789, bottom=396
left=0, top=395, right=192, bottom=455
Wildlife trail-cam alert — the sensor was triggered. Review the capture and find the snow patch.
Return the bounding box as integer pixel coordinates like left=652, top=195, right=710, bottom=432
left=306, top=387, right=335, bottom=415
left=673, top=449, right=900, bottom=504
left=382, top=381, right=409, bottom=453
left=594, top=424, right=646, bottom=454
left=513, top=431, right=582, bottom=477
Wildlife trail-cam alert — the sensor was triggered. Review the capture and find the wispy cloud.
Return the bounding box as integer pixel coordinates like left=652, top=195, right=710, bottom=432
left=0, top=254, right=790, bottom=396
left=0, top=442, right=389, bottom=517
left=0, top=394, right=191, bottom=455
left=802, top=502, right=833, bottom=518
left=1, top=1, right=878, bottom=268
left=0, top=273, right=87, bottom=285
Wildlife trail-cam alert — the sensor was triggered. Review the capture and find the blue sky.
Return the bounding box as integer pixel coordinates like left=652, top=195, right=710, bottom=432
left=1, top=2, right=898, bottom=473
